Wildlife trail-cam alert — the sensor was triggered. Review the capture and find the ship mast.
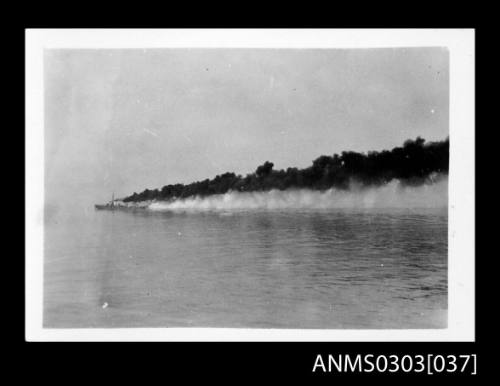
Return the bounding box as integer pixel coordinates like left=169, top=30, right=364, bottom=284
left=111, top=192, right=115, bottom=207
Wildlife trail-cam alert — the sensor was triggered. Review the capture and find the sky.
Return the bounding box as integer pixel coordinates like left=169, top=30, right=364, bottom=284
left=44, top=48, right=448, bottom=207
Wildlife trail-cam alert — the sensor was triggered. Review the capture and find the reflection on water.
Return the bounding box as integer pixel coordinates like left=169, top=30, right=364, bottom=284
left=44, top=208, right=447, bottom=328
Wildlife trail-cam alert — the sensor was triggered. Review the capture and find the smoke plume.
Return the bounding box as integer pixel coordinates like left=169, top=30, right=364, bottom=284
left=148, top=175, right=447, bottom=211
left=123, top=136, right=449, bottom=206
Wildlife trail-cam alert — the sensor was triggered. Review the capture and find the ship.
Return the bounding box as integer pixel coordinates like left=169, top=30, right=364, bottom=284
left=95, top=193, right=117, bottom=210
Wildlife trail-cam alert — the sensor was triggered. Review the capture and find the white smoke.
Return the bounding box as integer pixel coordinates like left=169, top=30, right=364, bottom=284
left=148, top=177, right=448, bottom=211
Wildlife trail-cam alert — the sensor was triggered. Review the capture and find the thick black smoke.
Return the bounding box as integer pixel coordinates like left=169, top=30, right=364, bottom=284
left=123, top=136, right=449, bottom=203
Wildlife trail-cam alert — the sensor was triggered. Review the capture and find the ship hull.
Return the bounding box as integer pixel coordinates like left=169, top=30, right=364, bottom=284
left=94, top=204, right=147, bottom=211
left=95, top=205, right=115, bottom=210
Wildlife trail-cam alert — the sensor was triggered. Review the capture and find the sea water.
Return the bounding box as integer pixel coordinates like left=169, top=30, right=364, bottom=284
left=44, top=207, right=447, bottom=328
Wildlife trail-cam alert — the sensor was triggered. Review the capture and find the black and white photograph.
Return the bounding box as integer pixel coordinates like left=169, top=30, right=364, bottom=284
left=25, top=29, right=474, bottom=341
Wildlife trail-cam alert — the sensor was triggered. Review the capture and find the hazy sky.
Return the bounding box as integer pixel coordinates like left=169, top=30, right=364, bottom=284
left=44, top=48, right=448, bottom=207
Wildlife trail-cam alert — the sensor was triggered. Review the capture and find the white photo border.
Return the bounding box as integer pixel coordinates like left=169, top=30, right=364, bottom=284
left=25, top=28, right=475, bottom=341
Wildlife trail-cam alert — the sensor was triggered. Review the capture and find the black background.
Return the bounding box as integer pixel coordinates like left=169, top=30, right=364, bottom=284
left=15, top=10, right=485, bottom=381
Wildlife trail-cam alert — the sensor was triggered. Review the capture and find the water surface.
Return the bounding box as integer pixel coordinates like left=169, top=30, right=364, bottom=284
left=44, top=207, right=447, bottom=328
